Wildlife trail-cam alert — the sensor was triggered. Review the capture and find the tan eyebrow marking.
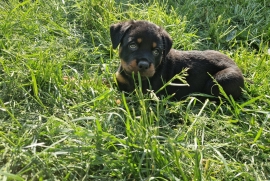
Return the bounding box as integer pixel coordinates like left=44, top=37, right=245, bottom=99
left=137, top=38, right=142, bottom=43
left=152, top=42, right=157, bottom=48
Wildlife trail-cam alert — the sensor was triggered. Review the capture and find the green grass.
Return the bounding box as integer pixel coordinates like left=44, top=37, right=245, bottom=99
left=0, top=0, right=270, bottom=180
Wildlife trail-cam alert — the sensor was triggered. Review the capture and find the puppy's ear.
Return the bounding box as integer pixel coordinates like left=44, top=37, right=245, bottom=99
left=160, top=29, right=172, bottom=55
left=110, top=20, right=134, bottom=49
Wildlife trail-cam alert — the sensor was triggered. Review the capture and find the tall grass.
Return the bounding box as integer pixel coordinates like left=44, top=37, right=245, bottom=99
left=0, top=0, right=269, bottom=180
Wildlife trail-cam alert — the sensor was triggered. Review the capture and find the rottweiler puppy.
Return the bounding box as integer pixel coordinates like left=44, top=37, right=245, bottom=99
left=110, top=20, right=244, bottom=100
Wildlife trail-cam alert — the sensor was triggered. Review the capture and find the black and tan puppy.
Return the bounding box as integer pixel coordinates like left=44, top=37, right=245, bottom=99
left=110, top=20, right=244, bottom=100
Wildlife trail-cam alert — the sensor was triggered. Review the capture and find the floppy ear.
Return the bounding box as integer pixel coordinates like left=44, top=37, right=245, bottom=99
left=160, top=28, right=172, bottom=56
left=110, top=20, right=134, bottom=49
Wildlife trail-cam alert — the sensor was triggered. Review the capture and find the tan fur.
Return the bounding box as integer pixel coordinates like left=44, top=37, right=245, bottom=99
left=141, top=64, right=155, bottom=77
left=129, top=59, right=139, bottom=72
left=152, top=42, right=157, bottom=48
left=116, top=72, right=129, bottom=85
left=121, top=59, right=155, bottom=78
left=137, top=38, right=142, bottom=43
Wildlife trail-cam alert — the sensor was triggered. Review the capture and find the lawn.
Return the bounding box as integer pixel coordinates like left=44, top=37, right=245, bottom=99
left=0, top=0, right=270, bottom=180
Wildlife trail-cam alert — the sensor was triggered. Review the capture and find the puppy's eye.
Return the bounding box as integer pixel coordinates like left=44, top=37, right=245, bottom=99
left=152, top=49, right=160, bottom=56
left=128, top=43, right=138, bottom=50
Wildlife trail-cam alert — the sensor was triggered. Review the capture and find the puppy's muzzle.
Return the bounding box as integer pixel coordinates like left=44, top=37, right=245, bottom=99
left=138, top=59, right=150, bottom=71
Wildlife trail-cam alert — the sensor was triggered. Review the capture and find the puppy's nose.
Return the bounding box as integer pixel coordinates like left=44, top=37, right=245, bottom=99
left=138, top=61, right=150, bottom=70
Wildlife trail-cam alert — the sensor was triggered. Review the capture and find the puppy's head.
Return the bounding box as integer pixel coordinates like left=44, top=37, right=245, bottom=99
left=110, top=20, right=172, bottom=78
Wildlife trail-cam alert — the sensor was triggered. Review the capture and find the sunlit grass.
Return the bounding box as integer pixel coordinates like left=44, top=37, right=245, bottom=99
left=0, top=0, right=269, bottom=180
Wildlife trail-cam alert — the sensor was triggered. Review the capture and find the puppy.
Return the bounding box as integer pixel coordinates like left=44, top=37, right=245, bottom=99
left=110, top=20, right=244, bottom=100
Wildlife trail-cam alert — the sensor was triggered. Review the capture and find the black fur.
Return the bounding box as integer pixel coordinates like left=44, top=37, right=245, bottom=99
left=110, top=20, right=244, bottom=100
